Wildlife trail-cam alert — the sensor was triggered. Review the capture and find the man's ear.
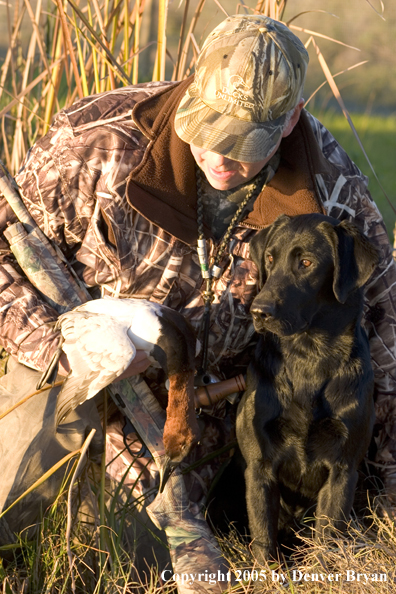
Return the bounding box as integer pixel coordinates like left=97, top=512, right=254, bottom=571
left=281, top=99, right=305, bottom=139
left=319, top=220, right=379, bottom=303
left=249, top=214, right=291, bottom=287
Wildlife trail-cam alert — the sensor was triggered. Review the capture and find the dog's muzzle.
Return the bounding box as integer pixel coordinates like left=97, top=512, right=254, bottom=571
left=251, top=304, right=276, bottom=333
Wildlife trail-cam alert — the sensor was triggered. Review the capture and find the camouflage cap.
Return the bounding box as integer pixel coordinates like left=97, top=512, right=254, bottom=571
left=174, top=15, right=309, bottom=162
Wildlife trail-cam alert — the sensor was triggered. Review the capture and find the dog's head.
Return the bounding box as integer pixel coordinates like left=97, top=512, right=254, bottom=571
left=249, top=214, right=379, bottom=336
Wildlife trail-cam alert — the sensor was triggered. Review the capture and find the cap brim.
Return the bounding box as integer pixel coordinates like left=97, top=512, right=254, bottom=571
left=174, top=91, right=286, bottom=163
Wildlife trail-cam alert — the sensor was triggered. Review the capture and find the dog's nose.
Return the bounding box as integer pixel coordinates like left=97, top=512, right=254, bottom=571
left=251, top=303, right=275, bottom=321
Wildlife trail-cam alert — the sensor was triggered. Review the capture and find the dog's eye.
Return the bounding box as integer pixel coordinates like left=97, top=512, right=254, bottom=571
left=300, top=259, right=312, bottom=268
left=267, top=255, right=273, bottom=264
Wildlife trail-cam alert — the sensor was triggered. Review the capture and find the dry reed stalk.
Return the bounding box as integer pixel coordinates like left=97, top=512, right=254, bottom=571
left=0, top=1, right=394, bottom=591
left=23, top=0, right=52, bottom=81
left=66, top=0, right=132, bottom=85
left=0, top=5, right=26, bottom=103
left=0, top=68, right=55, bottom=120
left=172, top=0, right=190, bottom=81
left=87, top=0, right=101, bottom=93
left=152, top=0, right=169, bottom=81
left=289, top=23, right=361, bottom=50
left=123, top=0, right=130, bottom=75
left=91, top=0, right=117, bottom=89
left=7, top=0, right=21, bottom=100
left=55, top=0, right=84, bottom=98
left=66, top=428, right=97, bottom=594
left=11, top=5, right=37, bottom=171
left=304, top=60, right=369, bottom=107
left=132, top=0, right=142, bottom=84
left=44, top=26, right=64, bottom=133
left=177, top=0, right=206, bottom=79
left=72, top=7, right=89, bottom=96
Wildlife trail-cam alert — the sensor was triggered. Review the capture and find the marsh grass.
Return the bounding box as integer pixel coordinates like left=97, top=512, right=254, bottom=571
left=0, top=0, right=395, bottom=592
left=216, top=509, right=396, bottom=594
left=1, top=471, right=396, bottom=593
left=0, top=458, right=172, bottom=593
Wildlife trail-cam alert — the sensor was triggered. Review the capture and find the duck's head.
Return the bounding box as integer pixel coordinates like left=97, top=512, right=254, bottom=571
left=159, top=370, right=200, bottom=492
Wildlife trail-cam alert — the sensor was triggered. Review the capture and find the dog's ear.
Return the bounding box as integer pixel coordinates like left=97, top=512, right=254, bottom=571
left=319, top=220, right=379, bottom=303
left=249, top=215, right=291, bottom=287
left=249, top=228, right=270, bottom=287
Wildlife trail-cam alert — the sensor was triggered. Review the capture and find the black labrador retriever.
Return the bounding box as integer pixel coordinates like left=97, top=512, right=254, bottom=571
left=236, top=213, right=378, bottom=562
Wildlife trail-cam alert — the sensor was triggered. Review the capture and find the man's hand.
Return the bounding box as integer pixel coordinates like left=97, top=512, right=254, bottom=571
left=116, top=351, right=152, bottom=379
left=58, top=350, right=151, bottom=378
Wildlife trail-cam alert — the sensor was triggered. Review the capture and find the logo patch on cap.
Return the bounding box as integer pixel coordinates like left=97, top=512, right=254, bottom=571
left=216, top=75, right=254, bottom=109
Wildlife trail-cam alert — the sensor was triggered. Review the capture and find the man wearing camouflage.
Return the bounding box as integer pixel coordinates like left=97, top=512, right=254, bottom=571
left=0, top=12, right=395, bottom=579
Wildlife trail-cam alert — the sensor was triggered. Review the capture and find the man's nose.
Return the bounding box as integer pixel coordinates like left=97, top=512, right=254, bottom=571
left=206, top=151, right=233, bottom=168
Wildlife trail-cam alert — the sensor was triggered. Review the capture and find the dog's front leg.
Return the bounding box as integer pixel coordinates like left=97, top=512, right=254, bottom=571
left=315, top=464, right=358, bottom=537
left=245, top=460, right=280, bottom=563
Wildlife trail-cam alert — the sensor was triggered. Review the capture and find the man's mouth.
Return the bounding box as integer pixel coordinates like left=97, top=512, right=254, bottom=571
left=208, top=167, right=237, bottom=181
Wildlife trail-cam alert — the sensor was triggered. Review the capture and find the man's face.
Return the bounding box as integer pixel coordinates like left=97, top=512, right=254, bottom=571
left=190, top=141, right=280, bottom=191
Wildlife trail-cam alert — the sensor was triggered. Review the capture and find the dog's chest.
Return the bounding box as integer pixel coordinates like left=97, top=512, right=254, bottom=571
left=276, top=376, right=334, bottom=439
left=262, top=362, right=349, bottom=475
left=278, top=352, right=332, bottom=413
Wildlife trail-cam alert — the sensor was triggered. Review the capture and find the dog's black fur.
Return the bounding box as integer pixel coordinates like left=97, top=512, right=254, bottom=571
left=236, top=213, right=378, bottom=562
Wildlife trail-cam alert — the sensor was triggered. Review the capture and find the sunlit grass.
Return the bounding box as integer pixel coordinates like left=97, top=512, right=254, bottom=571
left=1, top=476, right=396, bottom=593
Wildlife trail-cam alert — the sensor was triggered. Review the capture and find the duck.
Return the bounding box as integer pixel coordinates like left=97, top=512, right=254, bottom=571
left=38, top=296, right=200, bottom=492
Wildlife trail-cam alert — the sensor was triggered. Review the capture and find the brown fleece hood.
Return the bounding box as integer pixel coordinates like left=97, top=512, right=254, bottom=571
left=127, top=79, right=338, bottom=245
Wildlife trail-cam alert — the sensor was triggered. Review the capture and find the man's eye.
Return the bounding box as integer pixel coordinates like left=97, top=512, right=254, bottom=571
left=300, top=259, right=312, bottom=268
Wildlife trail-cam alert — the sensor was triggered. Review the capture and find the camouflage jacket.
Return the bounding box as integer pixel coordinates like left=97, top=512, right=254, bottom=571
left=0, top=80, right=395, bottom=437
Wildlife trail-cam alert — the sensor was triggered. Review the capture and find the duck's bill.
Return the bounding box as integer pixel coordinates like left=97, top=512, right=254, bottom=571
left=36, top=346, right=63, bottom=390
left=158, top=456, right=177, bottom=493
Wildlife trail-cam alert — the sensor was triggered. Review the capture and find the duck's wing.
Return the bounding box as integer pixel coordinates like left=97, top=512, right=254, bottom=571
left=56, top=312, right=136, bottom=425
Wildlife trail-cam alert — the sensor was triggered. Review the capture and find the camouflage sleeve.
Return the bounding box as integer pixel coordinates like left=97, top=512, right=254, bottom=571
left=306, top=111, right=396, bottom=421
left=358, top=200, right=396, bottom=402
left=0, top=85, right=162, bottom=370
left=0, top=110, right=83, bottom=371
left=0, top=251, right=60, bottom=371
left=0, top=110, right=86, bottom=371
left=0, top=112, right=102, bottom=370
